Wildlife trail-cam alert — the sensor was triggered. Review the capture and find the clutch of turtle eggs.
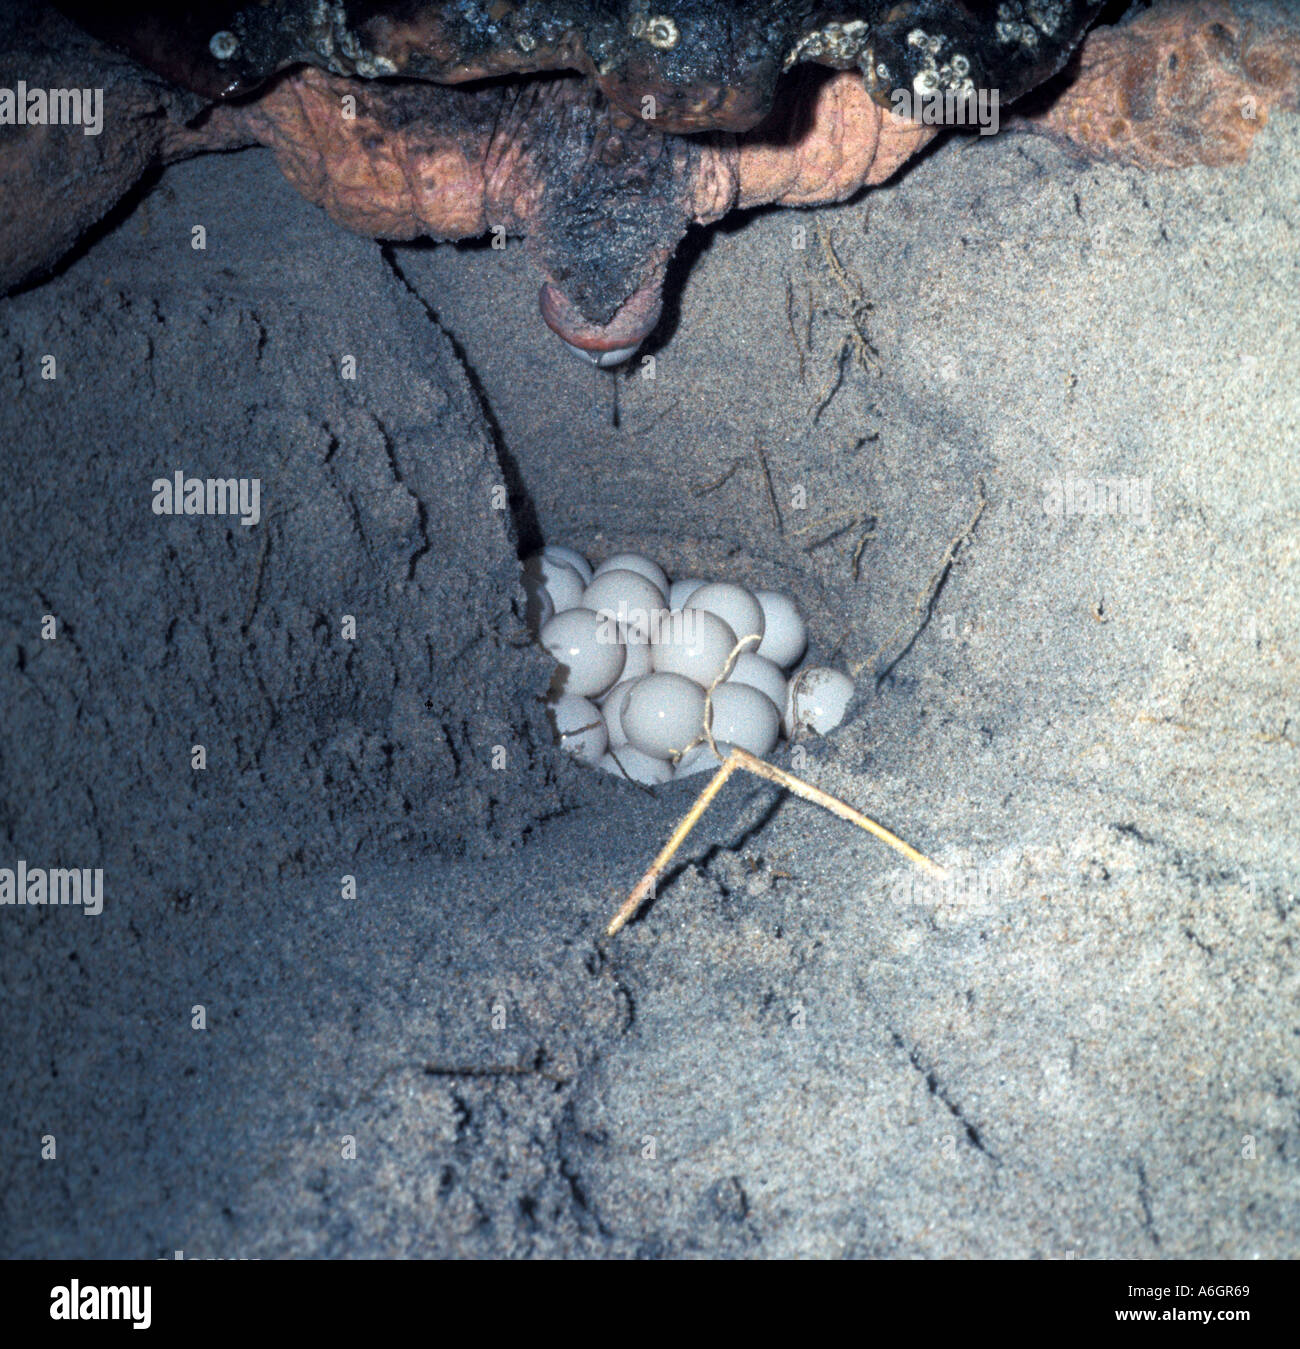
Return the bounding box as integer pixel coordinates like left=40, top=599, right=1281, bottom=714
left=525, top=546, right=855, bottom=785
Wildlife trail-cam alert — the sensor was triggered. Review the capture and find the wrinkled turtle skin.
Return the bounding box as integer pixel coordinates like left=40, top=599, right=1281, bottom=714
left=7, top=2, right=1298, bottom=362
left=43, top=0, right=1105, bottom=360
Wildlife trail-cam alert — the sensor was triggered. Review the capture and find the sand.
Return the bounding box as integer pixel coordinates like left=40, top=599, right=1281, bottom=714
left=1, top=97, right=1297, bottom=1257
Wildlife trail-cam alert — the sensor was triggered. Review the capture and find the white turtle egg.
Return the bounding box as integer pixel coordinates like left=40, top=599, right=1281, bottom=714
left=580, top=569, right=668, bottom=641
left=547, top=693, right=607, bottom=765
left=755, top=590, right=808, bottom=668
left=620, top=637, right=654, bottom=680
left=674, top=740, right=738, bottom=779
left=593, top=552, right=669, bottom=595
left=542, top=544, right=593, bottom=584
left=726, top=652, right=787, bottom=716
left=685, top=582, right=765, bottom=649
left=524, top=552, right=585, bottom=613
left=540, top=608, right=625, bottom=698
left=651, top=608, right=738, bottom=688
left=707, top=682, right=780, bottom=757
left=600, top=746, right=674, bottom=785
left=668, top=577, right=705, bottom=610
left=788, top=667, right=855, bottom=736
left=598, top=678, right=641, bottom=748
left=622, top=673, right=707, bottom=760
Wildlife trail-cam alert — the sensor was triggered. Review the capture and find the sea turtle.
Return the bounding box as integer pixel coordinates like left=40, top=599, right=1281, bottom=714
left=2, top=1, right=1297, bottom=362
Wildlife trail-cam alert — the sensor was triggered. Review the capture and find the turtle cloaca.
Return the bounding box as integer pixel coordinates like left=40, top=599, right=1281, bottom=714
left=5, top=2, right=1299, bottom=361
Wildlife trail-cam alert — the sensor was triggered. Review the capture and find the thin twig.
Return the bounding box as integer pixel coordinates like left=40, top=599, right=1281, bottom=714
left=623, top=397, right=682, bottom=440
left=810, top=338, right=849, bottom=422
left=605, top=745, right=945, bottom=937
left=606, top=753, right=740, bottom=936
left=755, top=437, right=783, bottom=537
left=858, top=481, right=988, bottom=680
left=785, top=276, right=807, bottom=383
left=691, top=459, right=745, bottom=498
left=851, top=528, right=875, bottom=581
left=786, top=507, right=862, bottom=539
left=802, top=519, right=860, bottom=554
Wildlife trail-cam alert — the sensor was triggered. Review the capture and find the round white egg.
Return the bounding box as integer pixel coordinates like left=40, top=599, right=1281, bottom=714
left=620, top=638, right=654, bottom=680
left=726, top=652, right=787, bottom=715
left=598, top=677, right=641, bottom=747
left=668, top=577, right=705, bottom=610
left=540, top=608, right=625, bottom=698
left=707, top=682, right=780, bottom=757
left=581, top=569, right=668, bottom=642
left=593, top=552, right=669, bottom=595
left=651, top=608, right=738, bottom=688
left=524, top=552, right=585, bottom=613
left=542, top=543, right=593, bottom=584
left=674, top=740, right=737, bottom=779
left=547, top=693, right=607, bottom=765
left=788, top=666, right=855, bottom=736
left=622, top=673, right=707, bottom=760
left=755, top=590, right=808, bottom=668
left=685, top=582, right=765, bottom=649
left=600, top=746, right=674, bottom=785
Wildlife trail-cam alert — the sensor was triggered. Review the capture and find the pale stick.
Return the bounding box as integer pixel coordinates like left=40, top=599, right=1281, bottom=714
left=605, top=751, right=739, bottom=937
left=605, top=744, right=946, bottom=938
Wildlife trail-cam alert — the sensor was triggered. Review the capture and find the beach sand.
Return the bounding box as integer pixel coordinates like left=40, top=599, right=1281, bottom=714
left=1, top=100, right=1296, bottom=1257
